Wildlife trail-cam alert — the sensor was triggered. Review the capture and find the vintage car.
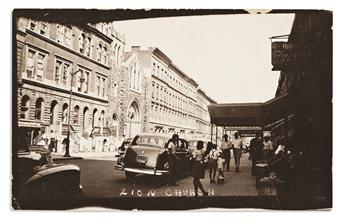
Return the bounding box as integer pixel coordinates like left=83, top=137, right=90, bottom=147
left=15, top=145, right=83, bottom=205
left=115, top=133, right=191, bottom=180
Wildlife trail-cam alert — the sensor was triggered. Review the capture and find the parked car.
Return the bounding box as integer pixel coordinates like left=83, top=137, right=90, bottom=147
left=15, top=145, right=83, bottom=205
left=115, top=138, right=133, bottom=155
left=115, top=133, right=191, bottom=180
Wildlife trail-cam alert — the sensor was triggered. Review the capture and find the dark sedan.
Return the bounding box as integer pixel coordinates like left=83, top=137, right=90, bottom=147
left=115, top=133, right=191, bottom=180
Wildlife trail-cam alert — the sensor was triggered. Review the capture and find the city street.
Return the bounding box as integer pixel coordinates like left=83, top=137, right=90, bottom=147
left=54, top=153, right=258, bottom=198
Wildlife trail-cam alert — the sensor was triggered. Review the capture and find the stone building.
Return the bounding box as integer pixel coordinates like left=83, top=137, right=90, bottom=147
left=15, top=17, right=125, bottom=152
left=120, top=46, right=216, bottom=139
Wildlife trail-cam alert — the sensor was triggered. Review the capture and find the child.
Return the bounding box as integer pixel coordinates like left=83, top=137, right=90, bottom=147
left=217, top=153, right=225, bottom=184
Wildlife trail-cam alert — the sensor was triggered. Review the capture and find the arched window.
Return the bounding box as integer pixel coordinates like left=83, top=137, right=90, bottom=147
left=62, top=103, right=69, bottom=124
left=83, top=107, right=89, bottom=131
left=79, top=33, right=86, bottom=54
left=100, top=110, right=105, bottom=127
left=34, top=98, right=44, bottom=120
left=92, top=108, right=98, bottom=127
left=50, top=100, right=58, bottom=125
left=97, top=43, right=102, bottom=62
left=102, top=46, right=108, bottom=65
left=73, top=105, right=80, bottom=124
left=85, top=37, right=91, bottom=57
left=20, top=96, right=30, bottom=119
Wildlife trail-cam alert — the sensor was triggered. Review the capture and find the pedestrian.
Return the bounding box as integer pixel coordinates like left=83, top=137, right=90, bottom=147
left=232, top=132, right=243, bottom=172
left=249, top=132, right=263, bottom=176
left=207, top=143, right=220, bottom=183
left=220, top=134, right=232, bottom=171
left=262, top=135, right=273, bottom=162
left=191, top=140, right=208, bottom=197
left=217, top=152, right=225, bottom=184
left=48, top=130, right=57, bottom=152
left=166, top=134, right=180, bottom=186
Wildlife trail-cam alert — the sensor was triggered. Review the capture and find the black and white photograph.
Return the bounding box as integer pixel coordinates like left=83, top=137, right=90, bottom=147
left=10, top=8, right=333, bottom=211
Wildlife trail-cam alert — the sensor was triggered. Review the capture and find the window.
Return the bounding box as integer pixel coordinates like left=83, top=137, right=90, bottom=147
left=26, top=49, right=35, bottom=79
left=97, top=43, right=102, bottom=62
left=85, top=37, right=91, bottom=57
left=64, top=26, right=73, bottom=47
left=102, top=46, right=108, bottom=65
left=20, top=96, right=30, bottom=119
left=57, top=24, right=73, bottom=48
left=29, top=20, right=38, bottom=31
left=62, top=103, right=69, bottom=124
left=79, top=33, right=85, bottom=53
left=35, top=98, right=44, bottom=121
left=73, top=106, right=80, bottom=124
left=102, top=78, right=106, bottom=97
left=77, top=68, right=90, bottom=94
left=25, top=48, right=46, bottom=81
left=54, top=58, right=71, bottom=86
left=96, top=76, right=101, bottom=96
left=39, top=22, right=48, bottom=35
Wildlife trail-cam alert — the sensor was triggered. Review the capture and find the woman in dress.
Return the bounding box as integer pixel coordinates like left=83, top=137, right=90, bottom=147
left=191, top=140, right=208, bottom=197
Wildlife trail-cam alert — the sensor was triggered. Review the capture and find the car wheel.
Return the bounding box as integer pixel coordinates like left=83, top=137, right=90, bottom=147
left=125, top=171, right=136, bottom=180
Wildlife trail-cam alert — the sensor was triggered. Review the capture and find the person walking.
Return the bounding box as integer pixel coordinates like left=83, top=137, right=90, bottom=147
left=220, top=134, right=232, bottom=171
left=232, top=132, right=243, bottom=172
left=207, top=143, right=220, bottom=183
left=191, top=140, right=208, bottom=197
left=262, top=135, right=273, bottom=162
left=166, top=134, right=180, bottom=186
left=249, top=132, right=263, bottom=176
left=217, top=152, right=225, bottom=184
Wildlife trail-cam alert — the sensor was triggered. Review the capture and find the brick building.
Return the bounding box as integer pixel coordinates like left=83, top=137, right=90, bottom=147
left=15, top=18, right=125, bottom=152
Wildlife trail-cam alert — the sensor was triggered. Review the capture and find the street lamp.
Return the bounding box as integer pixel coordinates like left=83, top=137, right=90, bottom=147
left=64, top=69, right=85, bottom=157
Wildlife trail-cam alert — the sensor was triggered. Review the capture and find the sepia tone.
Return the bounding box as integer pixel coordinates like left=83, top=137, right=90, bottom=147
left=12, top=9, right=332, bottom=210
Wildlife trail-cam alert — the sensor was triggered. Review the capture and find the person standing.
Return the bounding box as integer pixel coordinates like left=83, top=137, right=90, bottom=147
left=249, top=132, right=263, bottom=176
left=207, top=144, right=220, bottom=183
left=166, top=134, right=180, bottom=186
left=262, top=135, right=273, bottom=161
left=232, top=132, right=243, bottom=172
left=220, top=134, right=232, bottom=171
left=191, top=141, right=208, bottom=197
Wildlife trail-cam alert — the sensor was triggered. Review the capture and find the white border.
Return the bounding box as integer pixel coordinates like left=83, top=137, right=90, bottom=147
left=1, top=0, right=343, bottom=220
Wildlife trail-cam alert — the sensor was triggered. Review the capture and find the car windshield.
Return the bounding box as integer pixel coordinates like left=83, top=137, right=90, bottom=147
left=134, top=136, right=166, bottom=147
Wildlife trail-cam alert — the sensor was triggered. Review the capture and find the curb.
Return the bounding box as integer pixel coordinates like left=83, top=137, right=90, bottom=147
left=53, top=156, right=83, bottom=160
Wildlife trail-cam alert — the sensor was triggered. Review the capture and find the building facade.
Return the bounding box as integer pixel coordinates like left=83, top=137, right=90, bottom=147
left=16, top=18, right=125, bottom=152
left=270, top=11, right=332, bottom=208
left=15, top=18, right=216, bottom=152
left=120, top=46, right=216, bottom=139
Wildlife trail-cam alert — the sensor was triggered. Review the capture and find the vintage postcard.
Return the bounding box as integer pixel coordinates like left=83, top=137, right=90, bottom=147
left=12, top=9, right=332, bottom=210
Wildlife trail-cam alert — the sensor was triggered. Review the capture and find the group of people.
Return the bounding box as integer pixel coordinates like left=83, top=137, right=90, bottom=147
left=248, top=132, right=277, bottom=176
left=35, top=130, right=58, bottom=153
left=165, top=132, right=244, bottom=197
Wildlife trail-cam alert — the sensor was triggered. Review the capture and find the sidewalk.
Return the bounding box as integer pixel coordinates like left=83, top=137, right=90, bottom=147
left=155, top=153, right=258, bottom=197
left=52, top=151, right=116, bottom=161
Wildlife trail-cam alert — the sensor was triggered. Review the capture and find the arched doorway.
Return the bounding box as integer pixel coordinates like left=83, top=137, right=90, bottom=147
left=127, top=100, right=141, bottom=138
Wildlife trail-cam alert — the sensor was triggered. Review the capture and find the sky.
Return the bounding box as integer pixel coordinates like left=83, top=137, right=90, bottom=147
left=114, top=13, right=295, bottom=103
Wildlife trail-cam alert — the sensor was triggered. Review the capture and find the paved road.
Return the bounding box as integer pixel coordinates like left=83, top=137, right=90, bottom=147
left=55, top=153, right=258, bottom=198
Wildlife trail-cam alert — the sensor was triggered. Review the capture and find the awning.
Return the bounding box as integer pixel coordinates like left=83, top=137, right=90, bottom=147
left=207, top=93, right=292, bottom=127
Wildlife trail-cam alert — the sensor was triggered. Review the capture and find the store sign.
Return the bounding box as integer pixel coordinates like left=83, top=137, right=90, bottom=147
left=271, top=42, right=297, bottom=70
